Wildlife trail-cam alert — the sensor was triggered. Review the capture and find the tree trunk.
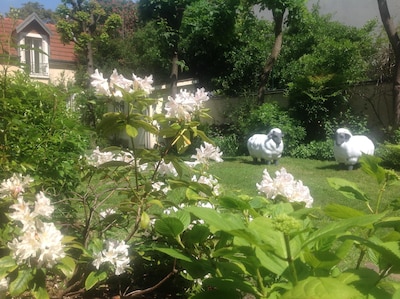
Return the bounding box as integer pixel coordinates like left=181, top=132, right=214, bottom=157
left=377, top=0, right=400, bottom=127
left=170, top=52, right=178, bottom=98
left=87, top=40, right=94, bottom=75
left=257, top=9, right=285, bottom=105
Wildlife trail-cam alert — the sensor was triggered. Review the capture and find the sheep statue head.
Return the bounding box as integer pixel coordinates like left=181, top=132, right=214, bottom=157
left=333, top=128, right=375, bottom=170
left=247, top=128, right=284, bottom=165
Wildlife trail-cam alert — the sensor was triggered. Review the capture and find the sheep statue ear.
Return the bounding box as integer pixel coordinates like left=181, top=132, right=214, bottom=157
left=345, top=133, right=351, bottom=142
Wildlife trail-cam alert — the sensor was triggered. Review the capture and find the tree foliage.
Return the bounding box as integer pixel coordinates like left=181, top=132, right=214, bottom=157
left=5, top=1, right=56, bottom=23
left=56, top=0, right=123, bottom=79
left=179, top=0, right=239, bottom=90
left=279, top=8, right=377, bottom=141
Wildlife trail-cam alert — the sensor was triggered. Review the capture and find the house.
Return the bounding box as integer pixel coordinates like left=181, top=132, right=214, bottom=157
left=0, top=13, right=75, bottom=84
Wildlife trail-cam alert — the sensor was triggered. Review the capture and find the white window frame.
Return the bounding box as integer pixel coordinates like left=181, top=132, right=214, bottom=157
left=19, top=32, right=49, bottom=78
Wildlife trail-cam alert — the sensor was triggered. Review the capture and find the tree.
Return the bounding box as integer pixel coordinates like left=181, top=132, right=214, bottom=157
left=56, top=0, right=122, bottom=79
left=6, top=1, right=56, bottom=23
left=179, top=0, right=239, bottom=90
left=138, top=0, right=190, bottom=97
left=250, top=0, right=307, bottom=104
left=281, top=8, right=377, bottom=141
left=377, top=0, right=400, bottom=127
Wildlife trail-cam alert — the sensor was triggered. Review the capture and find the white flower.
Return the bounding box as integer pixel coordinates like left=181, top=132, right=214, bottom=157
left=0, top=173, right=34, bottom=198
left=8, top=221, right=65, bottom=268
left=257, top=167, right=313, bottom=208
left=9, top=196, right=36, bottom=232
left=132, top=73, right=154, bottom=95
left=164, top=88, right=209, bottom=121
left=189, top=142, right=223, bottom=167
left=90, top=69, right=111, bottom=96
left=85, top=147, right=136, bottom=167
left=164, top=95, right=193, bottom=121
left=157, top=160, right=178, bottom=177
left=192, top=174, right=221, bottom=196
left=8, top=229, right=39, bottom=264
left=34, top=191, right=54, bottom=217
left=91, top=69, right=154, bottom=98
left=36, top=222, right=66, bottom=268
left=110, top=69, right=133, bottom=95
left=92, top=240, right=130, bottom=275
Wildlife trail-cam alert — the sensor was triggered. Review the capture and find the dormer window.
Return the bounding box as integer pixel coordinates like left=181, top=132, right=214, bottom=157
left=20, top=33, right=49, bottom=77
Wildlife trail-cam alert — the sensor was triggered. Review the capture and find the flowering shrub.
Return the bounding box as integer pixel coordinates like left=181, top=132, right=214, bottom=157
left=1, top=69, right=400, bottom=299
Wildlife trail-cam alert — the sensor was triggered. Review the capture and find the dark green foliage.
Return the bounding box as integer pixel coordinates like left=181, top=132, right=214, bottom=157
left=211, top=98, right=306, bottom=156
left=212, top=10, right=272, bottom=95
left=0, top=72, right=90, bottom=196
left=290, top=140, right=334, bottom=161
left=180, top=0, right=240, bottom=90
left=376, top=143, right=400, bottom=170
left=273, top=8, right=377, bottom=142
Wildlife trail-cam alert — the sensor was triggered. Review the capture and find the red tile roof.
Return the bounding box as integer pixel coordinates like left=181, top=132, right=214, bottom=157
left=0, top=16, right=75, bottom=63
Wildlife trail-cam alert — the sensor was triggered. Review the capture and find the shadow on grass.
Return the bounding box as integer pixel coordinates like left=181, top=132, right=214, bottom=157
left=317, top=163, right=362, bottom=171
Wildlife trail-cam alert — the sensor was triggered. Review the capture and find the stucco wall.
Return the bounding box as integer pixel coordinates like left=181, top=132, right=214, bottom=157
left=204, top=83, right=393, bottom=134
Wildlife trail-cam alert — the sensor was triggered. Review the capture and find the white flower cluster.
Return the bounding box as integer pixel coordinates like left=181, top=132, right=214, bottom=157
left=157, top=159, right=178, bottom=177
left=0, top=173, right=34, bottom=198
left=256, top=168, right=313, bottom=208
left=188, top=142, right=223, bottom=167
left=164, top=88, right=209, bottom=121
left=93, top=240, right=130, bottom=275
left=85, top=147, right=137, bottom=168
left=1, top=174, right=65, bottom=268
left=90, top=69, right=154, bottom=100
left=192, top=174, right=221, bottom=196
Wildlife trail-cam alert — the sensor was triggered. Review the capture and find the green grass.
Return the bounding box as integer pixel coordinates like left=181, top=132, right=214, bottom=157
left=209, top=156, right=400, bottom=213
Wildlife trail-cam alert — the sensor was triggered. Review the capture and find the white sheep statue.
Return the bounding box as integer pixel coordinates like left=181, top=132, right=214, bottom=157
left=333, top=128, right=375, bottom=170
left=247, top=128, right=284, bottom=165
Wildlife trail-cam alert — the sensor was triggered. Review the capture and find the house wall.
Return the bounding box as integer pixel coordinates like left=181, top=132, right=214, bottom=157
left=49, top=67, right=75, bottom=85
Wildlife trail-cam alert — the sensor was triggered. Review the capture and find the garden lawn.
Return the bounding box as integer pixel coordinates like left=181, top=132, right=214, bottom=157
left=209, top=156, right=400, bottom=213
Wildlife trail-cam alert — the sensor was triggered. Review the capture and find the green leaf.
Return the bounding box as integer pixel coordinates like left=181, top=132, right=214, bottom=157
left=153, top=247, right=192, bottom=262
left=154, top=217, right=184, bottom=237
left=324, top=203, right=365, bottom=219
left=327, top=177, right=369, bottom=202
left=280, top=276, right=363, bottom=299
left=195, top=129, right=214, bottom=144
left=0, top=255, right=17, bottom=269
left=85, top=271, right=107, bottom=291
left=218, top=196, right=251, bottom=211
left=9, top=269, right=33, bottom=296
left=359, top=155, right=386, bottom=185
left=125, top=124, right=138, bottom=138
left=32, top=269, right=49, bottom=299
left=191, top=289, right=241, bottom=299
left=304, top=213, right=385, bottom=248
left=183, top=225, right=210, bottom=244
left=131, top=119, right=158, bottom=134
left=140, top=211, right=151, bottom=229
left=340, top=235, right=400, bottom=269
left=56, top=256, right=76, bottom=278
left=185, top=207, right=246, bottom=232
left=202, top=277, right=258, bottom=296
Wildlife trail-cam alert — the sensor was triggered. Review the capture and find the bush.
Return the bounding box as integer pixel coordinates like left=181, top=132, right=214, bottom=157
left=222, top=98, right=306, bottom=156
left=290, top=139, right=334, bottom=160
left=376, top=142, right=400, bottom=170
left=0, top=72, right=91, bottom=196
